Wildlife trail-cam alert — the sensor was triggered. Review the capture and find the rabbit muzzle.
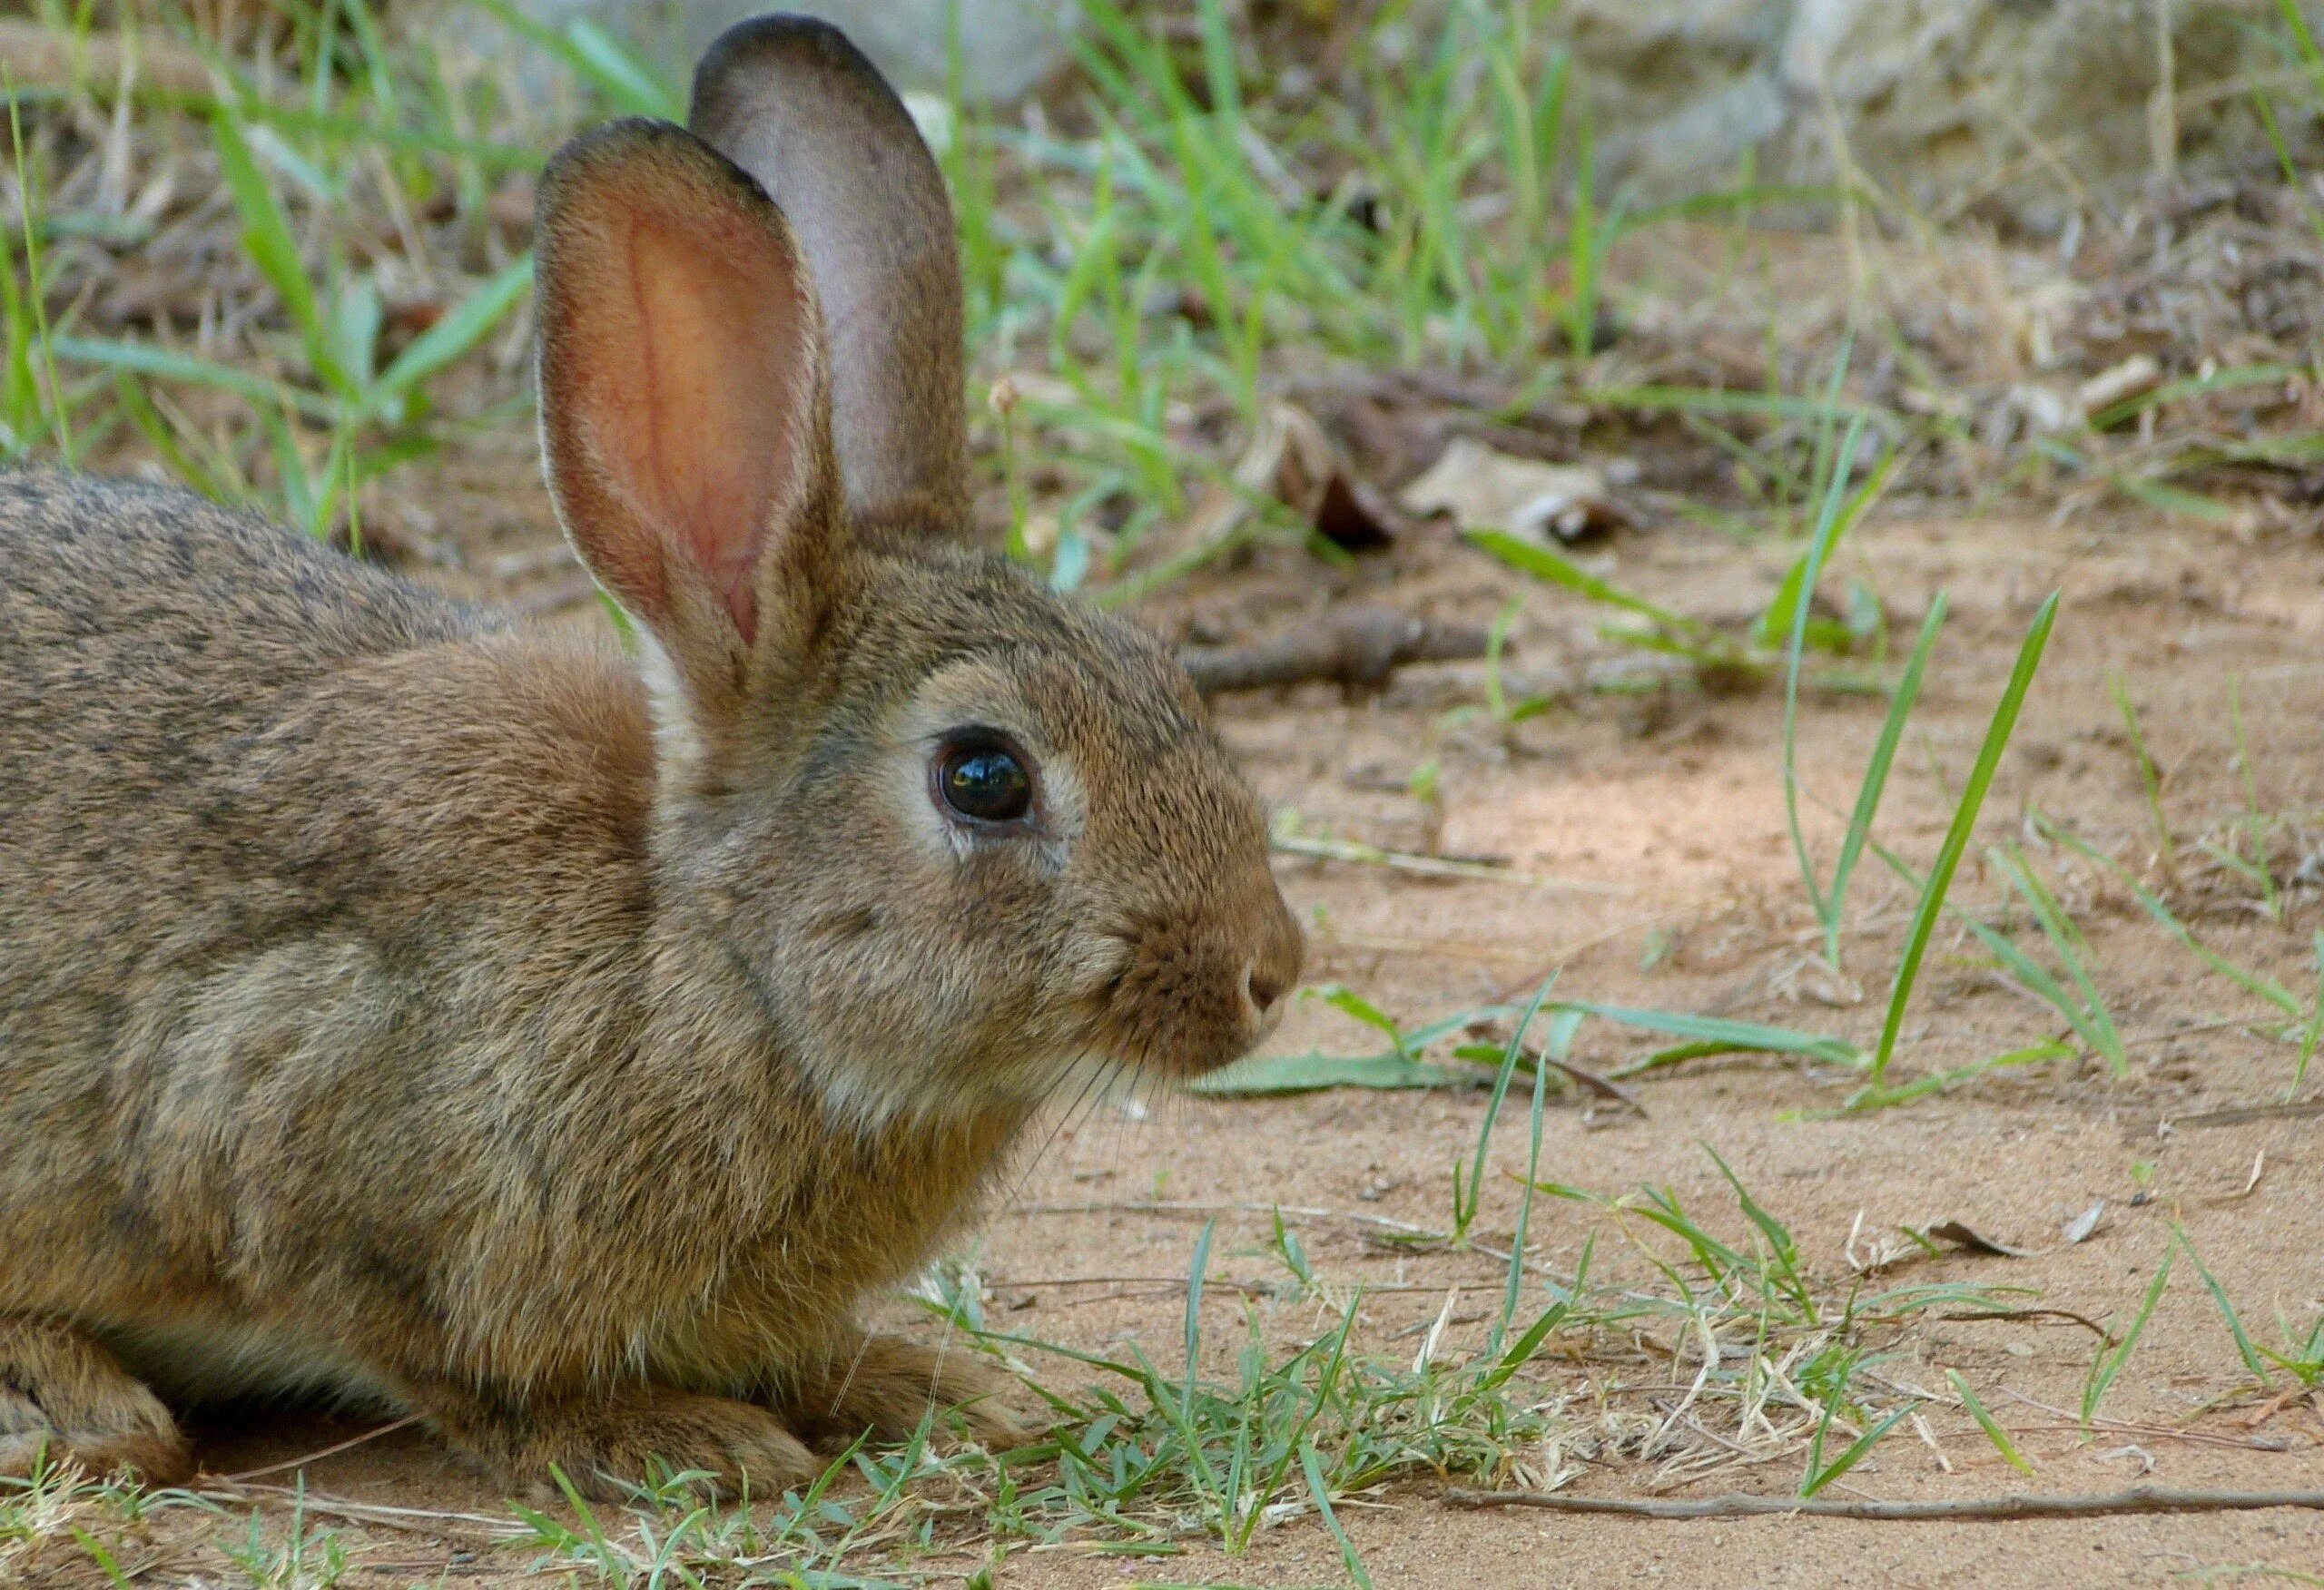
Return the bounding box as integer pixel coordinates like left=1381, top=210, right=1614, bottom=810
left=1095, top=876, right=1304, bottom=1080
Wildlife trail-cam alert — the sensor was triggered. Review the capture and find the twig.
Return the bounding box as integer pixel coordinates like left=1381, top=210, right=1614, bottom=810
left=211, top=1413, right=424, bottom=1483
left=0, top=20, right=216, bottom=99
left=197, top=1480, right=531, bottom=1544
left=1935, top=1307, right=2111, bottom=1339
left=2161, top=1097, right=2324, bottom=1130
left=1272, top=829, right=1624, bottom=895
left=1007, top=1199, right=1561, bottom=1281
left=1441, top=1485, right=2324, bottom=1521
left=995, top=1274, right=1272, bottom=1295
left=1177, top=607, right=1486, bottom=696
left=1996, top=1389, right=2290, bottom=1452
left=1544, top=1055, right=1647, bottom=1114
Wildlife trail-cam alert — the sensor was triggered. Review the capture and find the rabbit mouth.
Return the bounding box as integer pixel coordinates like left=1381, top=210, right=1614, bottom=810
left=1085, top=934, right=1269, bottom=1082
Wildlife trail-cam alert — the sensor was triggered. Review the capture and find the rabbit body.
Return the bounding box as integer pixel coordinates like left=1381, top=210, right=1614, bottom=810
left=0, top=475, right=1036, bottom=1484
left=0, top=14, right=1301, bottom=1495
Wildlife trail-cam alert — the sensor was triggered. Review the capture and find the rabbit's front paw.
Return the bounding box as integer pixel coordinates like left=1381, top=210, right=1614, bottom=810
left=788, top=1335, right=1042, bottom=1451
left=440, top=1388, right=820, bottom=1502
left=0, top=1316, right=188, bottom=1484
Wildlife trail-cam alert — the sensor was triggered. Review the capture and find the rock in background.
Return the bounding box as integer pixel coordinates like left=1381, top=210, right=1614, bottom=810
left=518, top=0, right=1079, bottom=103
left=522, top=0, right=2299, bottom=229
left=1560, top=0, right=2295, bottom=228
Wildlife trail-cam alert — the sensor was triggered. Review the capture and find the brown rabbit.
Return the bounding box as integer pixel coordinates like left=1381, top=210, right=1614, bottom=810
left=0, top=15, right=1302, bottom=1498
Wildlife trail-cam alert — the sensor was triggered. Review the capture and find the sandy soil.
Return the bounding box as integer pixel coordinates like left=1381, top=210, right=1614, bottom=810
left=47, top=489, right=2324, bottom=1589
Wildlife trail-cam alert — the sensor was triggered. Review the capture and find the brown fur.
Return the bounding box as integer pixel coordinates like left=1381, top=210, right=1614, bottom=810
left=0, top=15, right=1299, bottom=1498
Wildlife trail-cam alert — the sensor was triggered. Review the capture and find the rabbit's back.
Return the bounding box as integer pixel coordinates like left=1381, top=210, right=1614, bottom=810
left=0, top=470, right=485, bottom=976
left=0, top=471, right=478, bottom=754
left=0, top=474, right=505, bottom=1339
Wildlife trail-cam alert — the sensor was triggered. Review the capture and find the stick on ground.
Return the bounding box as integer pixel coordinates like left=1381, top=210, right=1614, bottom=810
left=1441, top=1485, right=2324, bottom=1522
left=1177, top=607, right=1487, bottom=696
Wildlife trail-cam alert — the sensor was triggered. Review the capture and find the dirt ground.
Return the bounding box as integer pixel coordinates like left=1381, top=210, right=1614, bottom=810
left=62, top=478, right=2320, bottom=1589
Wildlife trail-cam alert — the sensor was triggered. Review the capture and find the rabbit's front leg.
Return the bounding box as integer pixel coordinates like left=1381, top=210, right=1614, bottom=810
left=419, top=1379, right=820, bottom=1501
left=778, top=1332, right=1039, bottom=1452
left=0, top=1315, right=189, bottom=1483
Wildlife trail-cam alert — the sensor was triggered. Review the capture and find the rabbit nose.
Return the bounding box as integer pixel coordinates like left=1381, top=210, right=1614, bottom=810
left=1244, top=962, right=1284, bottom=1015
left=1239, top=893, right=1305, bottom=1036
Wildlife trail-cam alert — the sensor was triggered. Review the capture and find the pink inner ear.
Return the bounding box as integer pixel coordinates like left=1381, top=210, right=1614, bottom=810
left=620, top=225, right=798, bottom=645
left=560, top=178, right=812, bottom=651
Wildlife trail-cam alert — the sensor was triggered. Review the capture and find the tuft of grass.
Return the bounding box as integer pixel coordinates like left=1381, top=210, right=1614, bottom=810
left=2037, top=816, right=2324, bottom=1096
left=10, top=0, right=549, bottom=538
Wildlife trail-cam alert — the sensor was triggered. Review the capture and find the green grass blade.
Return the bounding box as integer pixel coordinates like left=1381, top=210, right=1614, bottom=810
left=372, top=254, right=533, bottom=407
left=1465, top=529, right=1706, bottom=637
left=210, top=108, right=344, bottom=395
left=2083, top=1246, right=2174, bottom=1428
left=2177, top=1224, right=2269, bottom=1381
left=1988, top=844, right=2127, bottom=1075
left=1947, top=1371, right=2035, bottom=1475
left=1837, top=1039, right=2073, bottom=1114
left=2042, top=820, right=2302, bottom=1021
left=1800, top=1401, right=1916, bottom=1499
left=68, top=1528, right=134, bottom=1590
left=2086, top=361, right=2301, bottom=432
left=1182, top=1220, right=1214, bottom=1426
left=1776, top=412, right=1867, bottom=934
left=1189, top=1050, right=1462, bottom=1095
left=1824, top=592, right=1949, bottom=968
left=1475, top=1234, right=1590, bottom=1396
left=1461, top=976, right=1557, bottom=1242
left=1704, top=1147, right=1811, bottom=1311
left=50, top=336, right=330, bottom=419
left=1299, top=1438, right=1374, bottom=1590
left=471, top=0, right=680, bottom=118
left=2280, top=0, right=2324, bottom=92
left=1868, top=592, right=2060, bottom=1084
left=1869, top=836, right=2113, bottom=1068
left=6, top=74, right=70, bottom=463
left=1566, top=1003, right=1860, bottom=1071
left=2106, top=673, right=2174, bottom=859
left=1495, top=1006, right=1556, bottom=1352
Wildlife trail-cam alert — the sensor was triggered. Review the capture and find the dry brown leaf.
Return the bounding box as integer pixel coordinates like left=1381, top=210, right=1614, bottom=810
left=1921, top=1219, right=2031, bottom=1258
left=1398, top=437, right=1633, bottom=545
left=1163, top=399, right=1394, bottom=564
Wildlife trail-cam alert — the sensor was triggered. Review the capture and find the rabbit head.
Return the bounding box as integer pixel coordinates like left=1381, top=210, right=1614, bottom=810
left=532, top=19, right=1303, bottom=1132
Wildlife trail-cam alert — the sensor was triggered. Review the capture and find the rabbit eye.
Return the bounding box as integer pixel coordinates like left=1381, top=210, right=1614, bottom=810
left=935, top=734, right=1033, bottom=826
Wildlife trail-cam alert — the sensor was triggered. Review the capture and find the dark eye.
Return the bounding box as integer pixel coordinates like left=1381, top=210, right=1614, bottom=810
left=937, top=737, right=1033, bottom=826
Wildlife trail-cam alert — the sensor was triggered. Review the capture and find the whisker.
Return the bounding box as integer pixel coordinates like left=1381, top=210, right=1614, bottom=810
left=993, top=1054, right=1110, bottom=1219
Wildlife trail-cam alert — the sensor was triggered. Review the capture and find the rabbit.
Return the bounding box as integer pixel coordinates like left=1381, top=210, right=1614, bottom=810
left=0, top=14, right=1303, bottom=1499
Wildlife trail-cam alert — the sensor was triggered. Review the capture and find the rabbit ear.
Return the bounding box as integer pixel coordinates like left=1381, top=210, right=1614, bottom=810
left=689, top=16, right=970, bottom=538
left=535, top=119, right=842, bottom=719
